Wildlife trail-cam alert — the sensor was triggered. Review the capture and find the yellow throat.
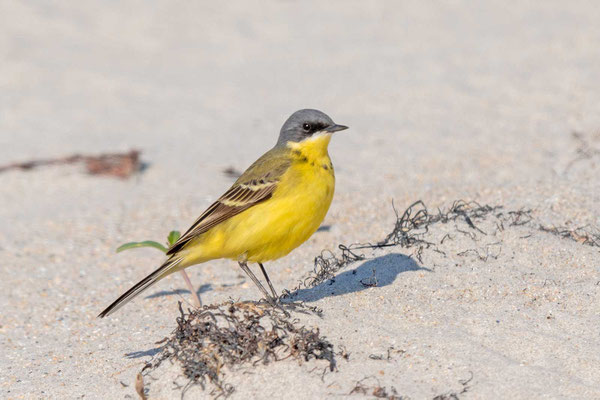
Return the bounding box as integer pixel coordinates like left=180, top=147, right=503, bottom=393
left=287, top=132, right=333, bottom=164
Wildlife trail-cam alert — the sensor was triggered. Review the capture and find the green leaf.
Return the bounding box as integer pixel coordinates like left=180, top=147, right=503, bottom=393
left=116, top=241, right=168, bottom=253
left=167, top=230, right=181, bottom=246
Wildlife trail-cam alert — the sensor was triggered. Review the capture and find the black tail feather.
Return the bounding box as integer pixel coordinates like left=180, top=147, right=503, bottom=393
left=98, top=257, right=183, bottom=318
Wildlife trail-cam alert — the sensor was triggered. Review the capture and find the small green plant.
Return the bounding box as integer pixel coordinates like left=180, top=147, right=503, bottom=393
left=116, top=230, right=202, bottom=307
left=117, top=230, right=182, bottom=254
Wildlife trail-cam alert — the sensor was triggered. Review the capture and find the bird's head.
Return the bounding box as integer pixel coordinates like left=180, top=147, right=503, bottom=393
left=276, top=109, right=348, bottom=147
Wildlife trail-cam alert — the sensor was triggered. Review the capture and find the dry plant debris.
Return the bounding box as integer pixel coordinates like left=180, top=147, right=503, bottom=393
left=539, top=225, right=600, bottom=247
left=349, top=376, right=404, bottom=399
left=286, top=198, right=597, bottom=298
left=135, top=372, right=147, bottom=400
left=432, top=372, right=473, bottom=400
left=0, top=150, right=141, bottom=178
left=368, top=346, right=405, bottom=361
left=143, top=301, right=335, bottom=398
left=138, top=199, right=596, bottom=398
left=566, top=130, right=600, bottom=171
left=285, top=200, right=536, bottom=296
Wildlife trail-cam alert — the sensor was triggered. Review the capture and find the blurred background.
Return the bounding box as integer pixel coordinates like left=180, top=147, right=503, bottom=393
left=1, top=2, right=599, bottom=398
left=3, top=1, right=599, bottom=185
left=2, top=1, right=599, bottom=226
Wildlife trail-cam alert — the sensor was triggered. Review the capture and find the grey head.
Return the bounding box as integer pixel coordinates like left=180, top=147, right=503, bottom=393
left=276, top=109, right=348, bottom=146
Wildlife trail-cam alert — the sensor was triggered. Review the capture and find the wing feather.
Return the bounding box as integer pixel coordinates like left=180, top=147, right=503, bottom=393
left=166, top=148, right=290, bottom=255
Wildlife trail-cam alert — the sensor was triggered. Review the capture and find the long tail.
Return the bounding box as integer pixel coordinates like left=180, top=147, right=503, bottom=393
left=98, top=256, right=184, bottom=318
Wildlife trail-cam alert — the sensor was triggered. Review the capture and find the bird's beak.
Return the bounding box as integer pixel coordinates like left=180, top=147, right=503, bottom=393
left=325, top=124, right=349, bottom=133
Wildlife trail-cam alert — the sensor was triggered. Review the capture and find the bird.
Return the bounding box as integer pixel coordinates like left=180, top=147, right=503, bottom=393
left=99, top=109, right=348, bottom=317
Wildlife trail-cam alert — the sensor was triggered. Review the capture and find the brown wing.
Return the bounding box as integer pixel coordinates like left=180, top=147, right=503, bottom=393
left=166, top=147, right=290, bottom=255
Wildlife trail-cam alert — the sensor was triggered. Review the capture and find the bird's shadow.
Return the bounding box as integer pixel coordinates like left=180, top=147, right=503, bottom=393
left=125, top=346, right=163, bottom=359
left=284, top=253, right=429, bottom=303
left=144, top=283, right=212, bottom=300
left=125, top=253, right=426, bottom=359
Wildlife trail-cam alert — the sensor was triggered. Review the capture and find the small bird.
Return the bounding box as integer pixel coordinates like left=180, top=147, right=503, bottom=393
left=99, top=109, right=348, bottom=317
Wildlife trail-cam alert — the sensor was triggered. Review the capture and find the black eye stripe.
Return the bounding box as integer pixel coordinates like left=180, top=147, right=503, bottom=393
left=302, top=122, right=329, bottom=133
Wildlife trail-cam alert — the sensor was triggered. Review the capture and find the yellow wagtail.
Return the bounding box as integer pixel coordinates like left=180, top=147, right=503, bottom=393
left=99, top=109, right=348, bottom=317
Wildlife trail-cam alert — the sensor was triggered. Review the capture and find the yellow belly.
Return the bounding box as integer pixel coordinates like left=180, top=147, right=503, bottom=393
left=182, top=156, right=335, bottom=265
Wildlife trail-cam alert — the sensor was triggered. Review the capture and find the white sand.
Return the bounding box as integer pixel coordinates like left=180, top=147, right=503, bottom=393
left=1, top=1, right=599, bottom=399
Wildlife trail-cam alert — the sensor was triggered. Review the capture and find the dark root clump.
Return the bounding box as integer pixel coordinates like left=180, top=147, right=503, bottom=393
left=144, top=301, right=335, bottom=398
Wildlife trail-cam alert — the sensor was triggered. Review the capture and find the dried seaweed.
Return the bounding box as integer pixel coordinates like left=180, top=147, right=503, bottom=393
left=135, top=373, right=147, bottom=400
left=539, top=225, right=600, bottom=248
left=566, top=130, right=600, bottom=171
left=457, top=242, right=503, bottom=261
left=379, top=200, right=501, bottom=248
left=282, top=245, right=366, bottom=297
left=374, top=200, right=510, bottom=261
left=349, top=376, right=404, bottom=399
left=0, top=150, right=141, bottom=178
left=285, top=200, right=515, bottom=296
left=368, top=346, right=405, bottom=361
left=432, top=372, right=473, bottom=400
left=360, top=268, right=378, bottom=287
left=143, top=301, right=335, bottom=398
left=139, top=199, right=595, bottom=398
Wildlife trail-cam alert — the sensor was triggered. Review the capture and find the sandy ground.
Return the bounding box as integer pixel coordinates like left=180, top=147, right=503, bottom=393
left=1, top=1, right=599, bottom=399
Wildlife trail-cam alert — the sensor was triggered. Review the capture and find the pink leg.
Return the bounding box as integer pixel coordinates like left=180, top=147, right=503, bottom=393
left=179, top=270, right=202, bottom=308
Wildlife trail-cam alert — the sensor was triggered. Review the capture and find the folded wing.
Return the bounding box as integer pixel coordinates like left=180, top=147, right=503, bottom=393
left=166, top=148, right=291, bottom=255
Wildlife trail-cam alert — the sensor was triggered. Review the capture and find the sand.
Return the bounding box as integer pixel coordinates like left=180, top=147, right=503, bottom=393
left=1, top=1, right=599, bottom=399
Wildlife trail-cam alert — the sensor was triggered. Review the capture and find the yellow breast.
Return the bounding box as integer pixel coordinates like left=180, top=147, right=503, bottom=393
left=246, top=134, right=335, bottom=261
left=184, top=134, right=335, bottom=264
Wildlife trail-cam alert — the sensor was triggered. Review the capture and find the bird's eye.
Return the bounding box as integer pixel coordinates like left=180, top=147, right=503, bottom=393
left=302, top=123, right=311, bottom=132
